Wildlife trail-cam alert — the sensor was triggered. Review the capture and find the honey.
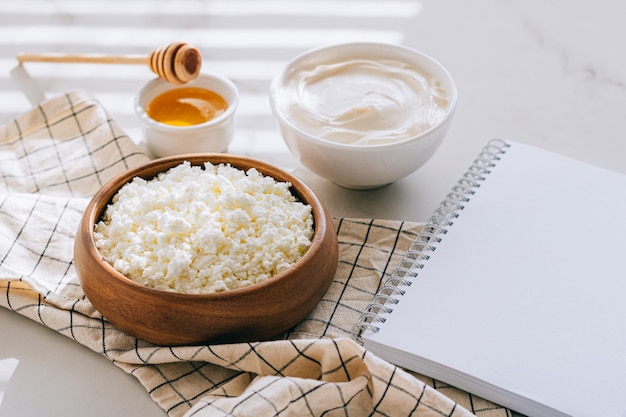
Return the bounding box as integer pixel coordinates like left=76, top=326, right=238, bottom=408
left=146, top=87, right=228, bottom=127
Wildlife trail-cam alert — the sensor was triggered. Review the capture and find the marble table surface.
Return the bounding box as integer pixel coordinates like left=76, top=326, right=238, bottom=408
left=1, top=0, right=625, bottom=415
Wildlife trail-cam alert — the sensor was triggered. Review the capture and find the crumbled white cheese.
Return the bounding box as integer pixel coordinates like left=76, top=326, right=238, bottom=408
left=93, top=161, right=314, bottom=294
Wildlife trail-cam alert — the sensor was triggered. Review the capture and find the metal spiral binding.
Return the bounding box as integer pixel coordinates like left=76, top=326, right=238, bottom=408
left=353, top=139, right=510, bottom=343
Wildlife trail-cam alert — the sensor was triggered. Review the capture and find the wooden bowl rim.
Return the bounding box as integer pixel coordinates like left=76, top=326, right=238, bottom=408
left=80, top=153, right=332, bottom=301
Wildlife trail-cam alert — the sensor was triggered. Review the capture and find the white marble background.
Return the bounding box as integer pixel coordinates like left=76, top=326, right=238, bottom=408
left=1, top=1, right=625, bottom=416
left=2, top=0, right=625, bottom=223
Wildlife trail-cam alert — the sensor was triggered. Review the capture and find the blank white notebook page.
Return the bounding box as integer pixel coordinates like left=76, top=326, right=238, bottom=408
left=362, top=141, right=626, bottom=417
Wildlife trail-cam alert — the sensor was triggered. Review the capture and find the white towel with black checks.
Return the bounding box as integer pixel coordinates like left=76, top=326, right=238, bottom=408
left=0, top=91, right=511, bottom=417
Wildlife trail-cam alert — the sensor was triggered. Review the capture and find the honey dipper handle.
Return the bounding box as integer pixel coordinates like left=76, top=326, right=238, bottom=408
left=16, top=52, right=148, bottom=65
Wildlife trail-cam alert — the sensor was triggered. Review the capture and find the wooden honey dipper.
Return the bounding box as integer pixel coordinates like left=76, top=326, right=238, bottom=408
left=16, top=42, right=202, bottom=85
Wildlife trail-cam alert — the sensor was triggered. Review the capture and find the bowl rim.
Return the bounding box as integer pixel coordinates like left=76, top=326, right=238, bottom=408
left=81, top=153, right=331, bottom=300
left=135, top=72, right=240, bottom=132
left=268, top=41, right=458, bottom=151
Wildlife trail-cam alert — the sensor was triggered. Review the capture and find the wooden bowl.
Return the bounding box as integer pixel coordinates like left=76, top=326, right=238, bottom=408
left=74, top=154, right=338, bottom=346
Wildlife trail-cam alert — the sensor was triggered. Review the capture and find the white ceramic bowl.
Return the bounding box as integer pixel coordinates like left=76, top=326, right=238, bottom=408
left=135, top=72, right=239, bottom=158
left=269, top=42, right=457, bottom=189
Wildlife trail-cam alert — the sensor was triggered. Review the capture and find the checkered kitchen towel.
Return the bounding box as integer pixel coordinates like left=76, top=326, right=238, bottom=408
left=0, top=91, right=512, bottom=417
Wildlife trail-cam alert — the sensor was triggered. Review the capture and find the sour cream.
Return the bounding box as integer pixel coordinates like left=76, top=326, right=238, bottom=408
left=277, top=59, right=449, bottom=145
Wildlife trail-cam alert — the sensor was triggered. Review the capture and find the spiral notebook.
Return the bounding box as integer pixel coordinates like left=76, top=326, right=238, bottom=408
left=354, top=139, right=626, bottom=417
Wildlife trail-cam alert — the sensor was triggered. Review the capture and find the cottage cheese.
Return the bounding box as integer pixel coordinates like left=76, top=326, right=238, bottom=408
left=93, top=161, right=314, bottom=294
